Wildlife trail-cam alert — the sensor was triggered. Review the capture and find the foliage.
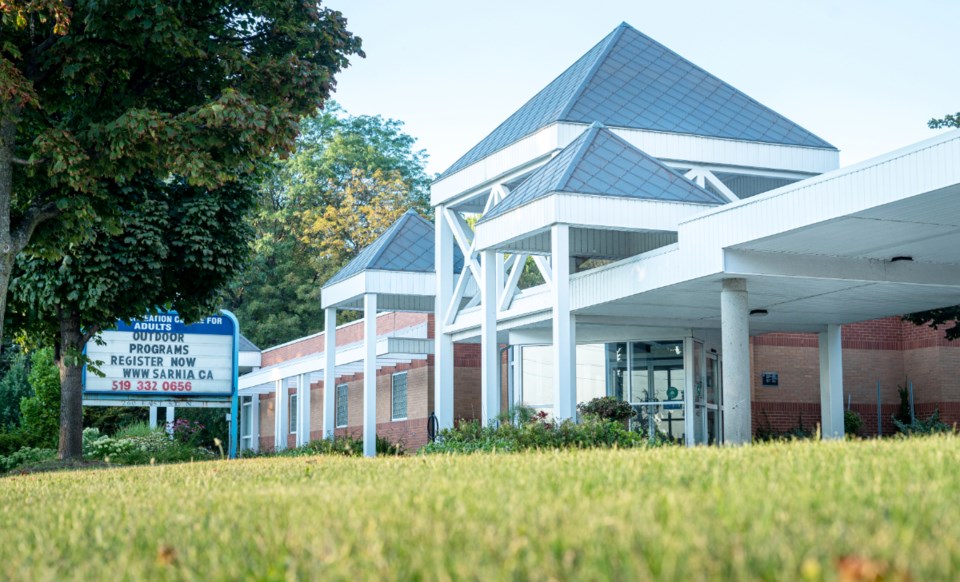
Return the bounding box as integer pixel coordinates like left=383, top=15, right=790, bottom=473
left=18, top=347, right=58, bottom=447
left=894, top=381, right=912, bottom=425
left=81, top=426, right=213, bottom=465
left=0, top=446, right=55, bottom=472
left=246, top=434, right=405, bottom=458
left=0, top=347, right=30, bottom=429
left=225, top=104, right=432, bottom=348
left=904, top=112, right=960, bottom=339
left=83, top=406, right=148, bottom=437
left=420, top=414, right=648, bottom=455
left=892, top=409, right=952, bottom=436
left=0, top=432, right=26, bottom=456
left=167, top=418, right=206, bottom=448
left=844, top=409, right=863, bottom=437
left=755, top=411, right=815, bottom=442
left=0, top=0, right=363, bottom=347
left=577, top=396, right=635, bottom=422
left=2, top=437, right=960, bottom=578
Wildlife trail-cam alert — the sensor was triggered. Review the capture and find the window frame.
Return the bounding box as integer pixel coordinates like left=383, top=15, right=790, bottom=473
left=391, top=371, right=408, bottom=421
left=289, top=392, right=298, bottom=435
left=335, top=383, right=349, bottom=428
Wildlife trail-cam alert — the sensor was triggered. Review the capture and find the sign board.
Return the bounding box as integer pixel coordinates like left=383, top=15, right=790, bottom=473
left=84, top=313, right=236, bottom=398
left=761, top=371, right=780, bottom=387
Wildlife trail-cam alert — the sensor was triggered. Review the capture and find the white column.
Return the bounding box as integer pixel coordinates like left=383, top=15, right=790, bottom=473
left=434, top=206, right=455, bottom=429
left=819, top=324, right=845, bottom=439
left=683, top=337, right=695, bottom=447
left=323, top=307, right=337, bottom=439
left=363, top=293, right=378, bottom=457
left=165, top=406, right=175, bottom=438
left=250, top=395, right=260, bottom=452
left=148, top=405, right=158, bottom=429
left=552, top=225, right=577, bottom=421
left=296, top=373, right=311, bottom=446
left=721, top=278, right=751, bottom=445
left=480, top=249, right=500, bottom=426
left=274, top=378, right=289, bottom=451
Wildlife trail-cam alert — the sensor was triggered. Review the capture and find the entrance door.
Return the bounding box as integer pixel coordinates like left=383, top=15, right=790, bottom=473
left=705, top=354, right=722, bottom=444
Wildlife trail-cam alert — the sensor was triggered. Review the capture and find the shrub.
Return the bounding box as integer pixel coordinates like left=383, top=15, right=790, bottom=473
left=577, top=396, right=635, bottom=422
left=893, top=409, right=952, bottom=436
left=246, top=434, right=405, bottom=458
left=0, top=349, right=30, bottom=430
left=0, top=447, right=56, bottom=472
left=0, top=432, right=27, bottom=456
left=420, top=414, right=648, bottom=455
left=19, top=348, right=60, bottom=448
left=844, top=410, right=864, bottom=436
left=82, top=425, right=214, bottom=465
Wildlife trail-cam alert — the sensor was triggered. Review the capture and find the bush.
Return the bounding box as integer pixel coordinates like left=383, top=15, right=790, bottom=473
left=0, top=349, right=31, bottom=430
left=420, top=413, right=648, bottom=455
left=577, top=396, right=635, bottom=422
left=0, top=446, right=56, bottom=472
left=0, top=432, right=27, bottom=456
left=246, top=434, right=405, bottom=458
left=844, top=410, right=863, bottom=436
left=82, top=426, right=214, bottom=465
left=893, top=409, right=952, bottom=436
left=19, top=348, right=60, bottom=448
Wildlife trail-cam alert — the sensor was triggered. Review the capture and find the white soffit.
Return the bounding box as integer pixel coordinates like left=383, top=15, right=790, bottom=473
left=321, top=271, right=436, bottom=310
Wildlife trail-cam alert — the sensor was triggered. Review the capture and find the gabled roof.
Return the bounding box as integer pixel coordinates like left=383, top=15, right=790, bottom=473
left=239, top=335, right=260, bottom=353
left=478, top=123, right=727, bottom=223
left=441, top=22, right=835, bottom=179
left=324, top=210, right=463, bottom=286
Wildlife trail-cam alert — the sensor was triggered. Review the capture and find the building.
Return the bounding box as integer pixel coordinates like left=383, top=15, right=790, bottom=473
left=238, top=23, right=960, bottom=454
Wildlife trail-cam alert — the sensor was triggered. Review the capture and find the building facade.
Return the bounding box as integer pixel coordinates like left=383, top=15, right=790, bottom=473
left=239, top=23, right=960, bottom=454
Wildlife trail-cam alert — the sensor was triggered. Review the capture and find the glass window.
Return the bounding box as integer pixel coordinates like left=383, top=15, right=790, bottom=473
left=289, top=393, right=298, bottom=434
left=576, top=344, right=607, bottom=405
left=241, top=397, right=252, bottom=445
left=520, top=345, right=553, bottom=411
left=391, top=372, right=408, bottom=421
left=628, top=341, right=686, bottom=444
left=335, top=384, right=348, bottom=428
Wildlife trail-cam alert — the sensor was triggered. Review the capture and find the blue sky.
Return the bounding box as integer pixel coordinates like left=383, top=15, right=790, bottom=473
left=329, top=0, right=959, bottom=176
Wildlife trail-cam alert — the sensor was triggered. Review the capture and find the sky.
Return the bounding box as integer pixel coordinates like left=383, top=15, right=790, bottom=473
left=327, top=0, right=959, bottom=177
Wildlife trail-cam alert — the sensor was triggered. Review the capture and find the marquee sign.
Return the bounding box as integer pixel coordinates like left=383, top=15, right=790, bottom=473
left=84, top=312, right=237, bottom=397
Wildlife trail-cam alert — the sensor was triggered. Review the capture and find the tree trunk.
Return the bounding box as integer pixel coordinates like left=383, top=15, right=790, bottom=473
left=57, top=311, right=85, bottom=460
left=0, top=118, right=17, bottom=349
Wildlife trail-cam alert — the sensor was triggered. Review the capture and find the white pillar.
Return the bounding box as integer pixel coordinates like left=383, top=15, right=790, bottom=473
left=165, top=406, right=175, bottom=439
left=683, top=337, right=695, bottom=447
left=363, top=293, right=378, bottom=457
left=819, top=324, right=845, bottom=439
left=552, top=224, right=576, bottom=421
left=434, top=206, right=455, bottom=429
left=480, top=249, right=500, bottom=426
left=148, top=405, right=158, bottom=429
left=721, top=278, right=751, bottom=445
left=274, top=378, right=289, bottom=451
left=250, top=395, right=260, bottom=452
left=296, top=373, right=311, bottom=446
left=323, top=307, right=337, bottom=439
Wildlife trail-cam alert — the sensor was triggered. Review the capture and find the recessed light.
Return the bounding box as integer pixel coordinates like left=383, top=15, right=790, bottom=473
left=891, top=256, right=913, bottom=262
left=750, top=309, right=768, bottom=317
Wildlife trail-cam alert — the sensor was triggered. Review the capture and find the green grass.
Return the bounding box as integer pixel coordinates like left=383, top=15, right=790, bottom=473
left=1, top=436, right=958, bottom=581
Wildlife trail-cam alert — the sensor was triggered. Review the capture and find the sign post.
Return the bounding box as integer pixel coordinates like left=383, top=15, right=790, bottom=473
left=83, top=310, right=241, bottom=459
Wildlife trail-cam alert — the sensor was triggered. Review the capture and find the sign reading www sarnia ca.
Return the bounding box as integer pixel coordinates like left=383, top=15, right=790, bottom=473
left=84, top=313, right=235, bottom=397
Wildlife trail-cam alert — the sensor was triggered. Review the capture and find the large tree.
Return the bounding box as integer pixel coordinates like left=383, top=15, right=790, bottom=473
left=903, top=112, right=960, bottom=340
left=227, top=105, right=431, bottom=348
left=0, top=0, right=362, bottom=344
left=9, top=175, right=257, bottom=459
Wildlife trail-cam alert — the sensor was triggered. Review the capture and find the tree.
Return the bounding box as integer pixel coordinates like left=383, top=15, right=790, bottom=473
left=18, top=347, right=59, bottom=448
left=904, top=112, right=960, bottom=339
left=227, top=105, right=431, bottom=348
left=0, top=347, right=30, bottom=429
left=8, top=176, right=258, bottom=459
left=0, top=0, right=362, bottom=345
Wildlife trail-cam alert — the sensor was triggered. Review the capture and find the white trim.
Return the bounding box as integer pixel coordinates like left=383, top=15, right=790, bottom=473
left=390, top=371, right=408, bottom=422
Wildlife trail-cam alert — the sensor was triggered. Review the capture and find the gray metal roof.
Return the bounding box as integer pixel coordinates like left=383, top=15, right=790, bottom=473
left=324, top=210, right=464, bottom=287
left=239, top=334, right=260, bottom=353
left=478, top=123, right=727, bottom=223
left=441, top=23, right=835, bottom=178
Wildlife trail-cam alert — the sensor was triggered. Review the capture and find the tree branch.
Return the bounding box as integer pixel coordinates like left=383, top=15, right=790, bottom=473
left=81, top=323, right=101, bottom=347
left=12, top=194, right=59, bottom=250
left=11, top=156, right=45, bottom=167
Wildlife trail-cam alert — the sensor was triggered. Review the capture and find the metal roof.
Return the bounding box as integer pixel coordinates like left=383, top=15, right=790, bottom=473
left=238, top=334, right=260, bottom=353
left=478, top=123, right=727, bottom=223
left=441, top=22, right=835, bottom=179
left=324, top=210, right=463, bottom=286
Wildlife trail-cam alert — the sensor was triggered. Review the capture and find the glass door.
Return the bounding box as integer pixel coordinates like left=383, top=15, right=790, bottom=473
left=705, top=354, right=722, bottom=445
left=628, top=341, right=685, bottom=444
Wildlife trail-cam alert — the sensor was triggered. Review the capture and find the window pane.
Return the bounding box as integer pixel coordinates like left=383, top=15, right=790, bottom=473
left=521, top=345, right=553, bottom=410
left=576, top=344, right=607, bottom=405
left=336, top=384, right=348, bottom=428
left=289, top=393, right=298, bottom=434
left=391, top=373, right=407, bottom=420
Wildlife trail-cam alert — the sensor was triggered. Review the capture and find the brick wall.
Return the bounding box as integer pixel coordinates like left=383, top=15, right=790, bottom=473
left=751, top=316, right=960, bottom=436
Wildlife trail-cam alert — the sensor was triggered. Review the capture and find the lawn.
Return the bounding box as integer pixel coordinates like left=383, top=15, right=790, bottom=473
left=1, top=436, right=958, bottom=581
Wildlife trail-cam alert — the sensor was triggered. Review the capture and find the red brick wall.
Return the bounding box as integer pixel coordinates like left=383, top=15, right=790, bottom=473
left=260, top=312, right=432, bottom=366
left=751, top=317, right=960, bottom=436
